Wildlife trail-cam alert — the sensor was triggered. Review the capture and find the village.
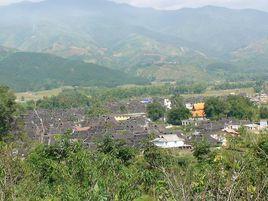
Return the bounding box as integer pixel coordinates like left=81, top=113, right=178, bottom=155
left=21, top=91, right=268, bottom=150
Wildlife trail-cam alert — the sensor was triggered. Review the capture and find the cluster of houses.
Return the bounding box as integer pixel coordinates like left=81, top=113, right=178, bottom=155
left=248, top=93, right=268, bottom=105
left=223, top=119, right=268, bottom=134
left=152, top=118, right=268, bottom=149
left=22, top=107, right=173, bottom=146
left=21, top=106, right=218, bottom=149
left=151, top=97, right=268, bottom=149
left=20, top=95, right=267, bottom=150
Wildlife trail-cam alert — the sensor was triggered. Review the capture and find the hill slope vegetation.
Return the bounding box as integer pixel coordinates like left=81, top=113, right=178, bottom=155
left=0, top=52, right=147, bottom=91
left=0, top=0, right=267, bottom=83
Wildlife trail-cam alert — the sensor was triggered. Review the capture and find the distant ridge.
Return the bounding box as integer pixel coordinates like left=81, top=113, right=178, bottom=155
left=0, top=0, right=267, bottom=83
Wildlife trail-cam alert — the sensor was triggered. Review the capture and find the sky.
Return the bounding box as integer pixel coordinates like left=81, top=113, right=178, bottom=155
left=0, top=0, right=268, bottom=11
left=114, top=0, right=268, bottom=11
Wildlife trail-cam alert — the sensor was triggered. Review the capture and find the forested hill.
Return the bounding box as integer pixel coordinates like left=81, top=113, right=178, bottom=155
left=0, top=0, right=268, bottom=83
left=0, top=0, right=267, bottom=82
left=1, top=1, right=268, bottom=57
left=0, top=52, right=147, bottom=92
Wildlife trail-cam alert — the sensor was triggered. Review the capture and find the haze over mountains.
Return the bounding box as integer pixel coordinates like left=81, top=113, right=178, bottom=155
left=0, top=0, right=268, bottom=91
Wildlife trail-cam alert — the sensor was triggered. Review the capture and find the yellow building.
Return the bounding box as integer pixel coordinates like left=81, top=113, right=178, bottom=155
left=191, top=103, right=205, bottom=118
left=114, top=116, right=130, bottom=122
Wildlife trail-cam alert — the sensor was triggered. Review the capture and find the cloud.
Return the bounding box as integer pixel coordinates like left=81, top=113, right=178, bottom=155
left=0, top=0, right=41, bottom=5
left=0, top=0, right=16, bottom=5
left=0, top=0, right=33, bottom=5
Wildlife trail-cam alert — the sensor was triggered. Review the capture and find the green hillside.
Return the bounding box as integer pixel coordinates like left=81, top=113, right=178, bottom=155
left=0, top=52, right=147, bottom=92
left=1, top=1, right=267, bottom=57
left=0, top=0, right=268, bottom=65
left=0, top=0, right=267, bottom=85
left=0, top=46, right=14, bottom=60
left=232, top=38, right=268, bottom=72
left=98, top=34, right=211, bottom=71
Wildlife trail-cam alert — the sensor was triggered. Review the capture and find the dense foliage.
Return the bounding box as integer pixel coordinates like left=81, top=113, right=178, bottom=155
left=0, top=52, right=147, bottom=92
left=166, top=94, right=190, bottom=125
left=260, top=107, right=268, bottom=119
left=212, top=82, right=256, bottom=91
left=170, top=94, right=185, bottom=108
left=82, top=84, right=207, bottom=102
left=0, top=130, right=267, bottom=200
left=87, top=99, right=111, bottom=118
left=146, top=102, right=165, bottom=122
left=0, top=86, right=17, bottom=136
left=31, top=83, right=208, bottom=111
left=33, top=90, right=91, bottom=109
left=226, top=95, right=257, bottom=120
left=205, top=95, right=258, bottom=120
left=205, top=97, right=229, bottom=119
left=167, top=107, right=191, bottom=125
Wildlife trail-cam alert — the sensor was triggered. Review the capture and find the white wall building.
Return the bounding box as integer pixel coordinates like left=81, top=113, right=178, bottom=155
left=185, top=103, right=193, bottom=110
left=245, top=123, right=260, bottom=131
left=224, top=124, right=241, bottom=130
left=260, top=119, right=268, bottom=129
left=152, top=134, right=191, bottom=149
left=164, top=99, right=172, bottom=110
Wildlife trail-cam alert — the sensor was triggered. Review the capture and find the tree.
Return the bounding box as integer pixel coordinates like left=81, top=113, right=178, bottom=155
left=144, top=143, right=165, bottom=168
left=254, top=80, right=264, bottom=93
left=226, top=95, right=257, bottom=120
left=205, top=97, right=228, bottom=119
left=167, top=107, right=191, bottom=125
left=97, top=135, right=135, bottom=165
left=192, top=140, right=211, bottom=162
left=0, top=86, right=17, bottom=136
left=87, top=101, right=110, bottom=117
left=36, top=89, right=91, bottom=109
left=170, top=94, right=184, bottom=108
left=260, top=107, right=268, bottom=119
left=146, top=102, right=165, bottom=121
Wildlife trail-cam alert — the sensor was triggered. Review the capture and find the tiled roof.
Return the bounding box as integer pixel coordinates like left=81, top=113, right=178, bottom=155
left=155, top=134, right=184, bottom=142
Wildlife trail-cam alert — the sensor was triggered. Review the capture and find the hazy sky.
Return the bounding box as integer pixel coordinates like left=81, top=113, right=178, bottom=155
left=0, top=0, right=268, bottom=11
left=114, top=0, right=268, bottom=10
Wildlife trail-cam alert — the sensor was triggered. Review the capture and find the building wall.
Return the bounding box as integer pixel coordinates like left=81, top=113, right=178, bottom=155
left=154, top=140, right=185, bottom=148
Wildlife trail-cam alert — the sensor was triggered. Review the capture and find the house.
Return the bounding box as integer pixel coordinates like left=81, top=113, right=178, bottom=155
left=164, top=99, right=172, bottom=109
left=182, top=118, right=207, bottom=126
left=73, top=126, right=91, bottom=132
left=152, top=134, right=191, bottom=149
left=192, top=103, right=206, bottom=118
left=223, top=120, right=267, bottom=133
left=210, top=134, right=227, bottom=147
left=181, top=119, right=192, bottom=126
left=222, top=127, right=239, bottom=135
left=185, top=103, right=193, bottom=110
left=188, top=131, right=203, bottom=140
left=141, top=98, right=153, bottom=104
left=114, top=116, right=130, bottom=122
left=224, top=124, right=241, bottom=131
left=222, top=123, right=243, bottom=135
left=260, top=119, right=268, bottom=129
left=244, top=120, right=267, bottom=132
left=245, top=123, right=260, bottom=131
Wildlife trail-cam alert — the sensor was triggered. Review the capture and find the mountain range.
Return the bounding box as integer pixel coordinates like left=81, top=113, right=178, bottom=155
left=0, top=0, right=267, bottom=89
